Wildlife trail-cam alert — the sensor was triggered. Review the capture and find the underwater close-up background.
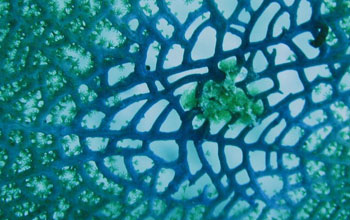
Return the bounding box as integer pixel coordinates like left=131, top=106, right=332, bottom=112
left=1, top=0, right=350, bottom=219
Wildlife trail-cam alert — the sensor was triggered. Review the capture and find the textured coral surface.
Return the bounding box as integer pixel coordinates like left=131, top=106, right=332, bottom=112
left=1, top=0, right=350, bottom=219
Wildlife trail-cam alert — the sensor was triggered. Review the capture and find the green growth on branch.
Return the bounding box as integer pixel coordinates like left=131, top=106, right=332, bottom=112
left=180, top=58, right=264, bottom=126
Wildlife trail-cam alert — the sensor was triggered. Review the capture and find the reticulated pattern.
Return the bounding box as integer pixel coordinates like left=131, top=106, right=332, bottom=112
left=1, top=0, right=350, bottom=219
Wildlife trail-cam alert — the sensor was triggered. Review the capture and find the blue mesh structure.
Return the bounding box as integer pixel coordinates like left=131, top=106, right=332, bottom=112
left=1, top=0, right=350, bottom=219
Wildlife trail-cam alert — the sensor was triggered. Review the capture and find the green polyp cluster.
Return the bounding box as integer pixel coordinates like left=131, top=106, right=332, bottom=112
left=180, top=59, right=264, bottom=126
left=180, top=86, right=197, bottom=110
left=322, top=0, right=350, bottom=16
left=199, top=80, right=264, bottom=125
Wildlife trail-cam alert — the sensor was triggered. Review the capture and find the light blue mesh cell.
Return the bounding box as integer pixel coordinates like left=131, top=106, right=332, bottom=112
left=1, top=0, right=350, bottom=219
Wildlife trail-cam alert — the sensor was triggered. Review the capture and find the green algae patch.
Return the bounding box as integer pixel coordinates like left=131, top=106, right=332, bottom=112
left=180, top=85, right=197, bottom=110
left=180, top=59, right=264, bottom=126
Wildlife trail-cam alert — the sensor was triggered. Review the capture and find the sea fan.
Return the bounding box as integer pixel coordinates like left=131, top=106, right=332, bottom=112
left=0, top=0, right=350, bottom=219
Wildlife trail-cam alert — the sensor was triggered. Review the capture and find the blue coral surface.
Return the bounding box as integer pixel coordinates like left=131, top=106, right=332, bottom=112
left=1, top=0, right=350, bottom=219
